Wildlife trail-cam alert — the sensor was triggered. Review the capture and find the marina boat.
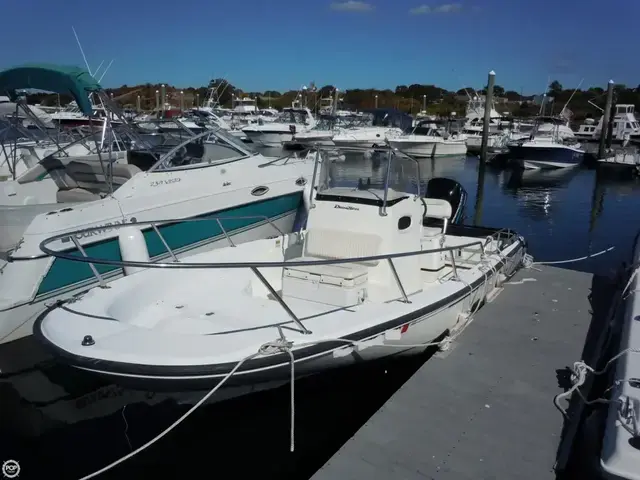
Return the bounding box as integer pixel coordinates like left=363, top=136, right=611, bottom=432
left=574, top=117, right=598, bottom=141
left=600, top=230, right=640, bottom=480
left=0, top=100, right=96, bottom=180
left=332, top=109, right=411, bottom=148
left=0, top=64, right=315, bottom=405
left=242, top=107, right=317, bottom=147
left=507, top=116, right=584, bottom=169
left=35, top=146, right=526, bottom=398
left=283, top=116, right=338, bottom=149
left=575, top=104, right=640, bottom=144
left=388, top=121, right=468, bottom=158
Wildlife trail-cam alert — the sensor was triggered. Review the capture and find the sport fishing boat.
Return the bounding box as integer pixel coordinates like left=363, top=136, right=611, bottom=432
left=242, top=108, right=316, bottom=147
left=35, top=146, right=527, bottom=399
left=507, top=116, right=584, bottom=169
left=332, top=109, right=410, bottom=148
left=0, top=64, right=316, bottom=427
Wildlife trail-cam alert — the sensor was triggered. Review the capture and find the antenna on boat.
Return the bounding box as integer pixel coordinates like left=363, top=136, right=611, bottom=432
left=93, top=60, right=105, bottom=79
left=98, top=59, right=114, bottom=83
left=72, top=26, right=93, bottom=76
left=560, top=78, right=584, bottom=120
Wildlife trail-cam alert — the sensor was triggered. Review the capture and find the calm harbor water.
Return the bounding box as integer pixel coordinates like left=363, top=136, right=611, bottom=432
left=2, top=151, right=640, bottom=479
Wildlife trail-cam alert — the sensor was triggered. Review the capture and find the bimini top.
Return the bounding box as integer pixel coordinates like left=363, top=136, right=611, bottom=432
left=0, top=64, right=101, bottom=116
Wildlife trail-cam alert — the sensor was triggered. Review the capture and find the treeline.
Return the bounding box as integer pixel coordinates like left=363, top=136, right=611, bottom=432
left=28, top=78, right=640, bottom=123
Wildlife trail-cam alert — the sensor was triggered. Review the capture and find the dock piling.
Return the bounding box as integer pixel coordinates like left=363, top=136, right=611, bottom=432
left=480, top=70, right=495, bottom=163
left=598, top=80, right=614, bottom=159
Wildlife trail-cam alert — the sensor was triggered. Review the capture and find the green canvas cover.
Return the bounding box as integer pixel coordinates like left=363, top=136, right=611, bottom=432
left=0, top=64, right=101, bottom=116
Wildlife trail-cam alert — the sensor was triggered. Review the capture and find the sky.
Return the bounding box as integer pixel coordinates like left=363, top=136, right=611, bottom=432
left=1, top=0, right=639, bottom=94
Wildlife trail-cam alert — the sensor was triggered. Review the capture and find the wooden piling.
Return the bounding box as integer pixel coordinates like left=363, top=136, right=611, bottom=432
left=598, top=80, right=614, bottom=159
left=480, top=70, right=495, bottom=163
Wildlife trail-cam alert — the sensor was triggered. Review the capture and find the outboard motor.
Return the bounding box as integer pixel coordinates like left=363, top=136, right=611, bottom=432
left=423, top=177, right=467, bottom=226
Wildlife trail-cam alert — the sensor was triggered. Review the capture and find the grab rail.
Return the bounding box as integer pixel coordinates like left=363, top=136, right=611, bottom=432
left=39, top=218, right=521, bottom=336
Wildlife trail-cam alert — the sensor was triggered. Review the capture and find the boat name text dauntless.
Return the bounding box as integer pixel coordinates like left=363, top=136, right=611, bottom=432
left=334, top=204, right=359, bottom=211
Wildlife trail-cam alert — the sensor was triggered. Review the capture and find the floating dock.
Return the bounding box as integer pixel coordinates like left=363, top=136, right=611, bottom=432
left=311, top=265, right=615, bottom=480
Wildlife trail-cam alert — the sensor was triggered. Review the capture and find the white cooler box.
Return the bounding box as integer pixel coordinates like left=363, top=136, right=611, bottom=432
left=282, top=259, right=369, bottom=307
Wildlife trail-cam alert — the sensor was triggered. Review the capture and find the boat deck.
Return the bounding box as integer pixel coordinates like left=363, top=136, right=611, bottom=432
left=311, top=265, right=615, bottom=480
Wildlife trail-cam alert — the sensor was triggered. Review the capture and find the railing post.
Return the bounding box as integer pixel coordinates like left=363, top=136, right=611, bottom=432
left=70, top=236, right=107, bottom=288
left=387, top=258, right=410, bottom=303
left=381, top=148, right=393, bottom=216
left=250, top=266, right=312, bottom=335
left=151, top=223, right=178, bottom=262
left=449, top=250, right=459, bottom=280
left=216, top=218, right=236, bottom=247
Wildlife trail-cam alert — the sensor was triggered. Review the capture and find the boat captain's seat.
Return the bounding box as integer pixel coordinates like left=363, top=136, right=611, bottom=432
left=54, top=161, right=142, bottom=203
left=421, top=198, right=452, bottom=282
left=422, top=198, right=452, bottom=236
left=282, top=228, right=383, bottom=308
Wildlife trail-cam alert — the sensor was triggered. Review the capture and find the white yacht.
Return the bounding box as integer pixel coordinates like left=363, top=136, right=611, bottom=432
left=242, top=107, right=317, bottom=147
left=332, top=109, right=411, bottom=148
left=389, top=122, right=468, bottom=157
left=575, top=104, right=640, bottom=144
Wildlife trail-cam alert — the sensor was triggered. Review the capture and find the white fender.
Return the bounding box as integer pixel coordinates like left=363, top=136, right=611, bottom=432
left=118, top=226, right=150, bottom=275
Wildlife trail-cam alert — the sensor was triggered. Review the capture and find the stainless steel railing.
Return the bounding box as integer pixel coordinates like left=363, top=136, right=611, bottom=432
left=39, top=216, right=522, bottom=335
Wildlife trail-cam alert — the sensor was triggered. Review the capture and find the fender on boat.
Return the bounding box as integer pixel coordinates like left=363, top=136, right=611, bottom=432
left=118, top=226, right=149, bottom=275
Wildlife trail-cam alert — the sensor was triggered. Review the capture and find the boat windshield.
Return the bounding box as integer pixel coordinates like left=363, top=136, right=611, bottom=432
left=278, top=110, right=309, bottom=125
left=149, top=126, right=254, bottom=172
left=316, top=149, right=420, bottom=200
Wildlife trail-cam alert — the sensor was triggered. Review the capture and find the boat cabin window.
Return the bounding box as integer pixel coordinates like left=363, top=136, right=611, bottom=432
left=278, top=110, right=309, bottom=125
left=411, top=126, right=440, bottom=136
left=627, top=123, right=633, bottom=130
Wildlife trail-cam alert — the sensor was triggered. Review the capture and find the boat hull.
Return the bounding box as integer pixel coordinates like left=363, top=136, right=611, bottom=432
left=507, top=145, right=584, bottom=169
left=33, top=228, right=525, bottom=397
left=389, top=140, right=468, bottom=158
left=242, top=131, right=293, bottom=147
left=600, top=231, right=640, bottom=480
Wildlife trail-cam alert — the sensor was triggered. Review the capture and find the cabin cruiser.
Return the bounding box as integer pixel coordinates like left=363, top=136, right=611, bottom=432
left=283, top=115, right=339, bottom=149
left=575, top=104, right=640, bottom=144
left=0, top=64, right=316, bottom=404
left=242, top=108, right=316, bottom=147
left=34, top=146, right=526, bottom=401
left=332, top=109, right=411, bottom=148
left=389, top=121, right=468, bottom=157
left=507, top=116, right=584, bottom=169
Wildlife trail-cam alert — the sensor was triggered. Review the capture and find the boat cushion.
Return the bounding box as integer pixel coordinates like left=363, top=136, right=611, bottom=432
left=56, top=188, right=102, bottom=203
left=285, top=256, right=369, bottom=287
left=303, top=228, right=381, bottom=266
left=423, top=198, right=452, bottom=220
